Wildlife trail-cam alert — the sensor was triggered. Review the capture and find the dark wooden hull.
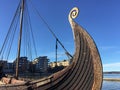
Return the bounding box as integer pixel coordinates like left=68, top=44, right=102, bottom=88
left=0, top=7, right=102, bottom=90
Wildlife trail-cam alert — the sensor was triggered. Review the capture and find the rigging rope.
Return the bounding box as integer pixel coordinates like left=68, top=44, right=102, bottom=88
left=26, top=2, right=38, bottom=58
left=23, top=2, right=31, bottom=59
left=28, top=0, right=73, bottom=59
left=6, top=16, right=19, bottom=60
left=0, top=0, right=73, bottom=63
left=0, top=1, right=21, bottom=60
left=24, top=0, right=38, bottom=61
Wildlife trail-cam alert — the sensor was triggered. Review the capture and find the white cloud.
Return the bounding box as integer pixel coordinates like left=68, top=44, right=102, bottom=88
left=103, top=62, right=120, bottom=71
left=103, top=63, right=120, bottom=67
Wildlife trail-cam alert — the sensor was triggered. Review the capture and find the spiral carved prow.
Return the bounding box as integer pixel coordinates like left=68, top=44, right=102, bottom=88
left=68, top=7, right=79, bottom=23
left=68, top=7, right=79, bottom=40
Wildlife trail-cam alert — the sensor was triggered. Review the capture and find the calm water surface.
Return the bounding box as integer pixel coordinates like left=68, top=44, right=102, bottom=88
left=104, top=74, right=120, bottom=78
left=102, top=74, right=120, bottom=90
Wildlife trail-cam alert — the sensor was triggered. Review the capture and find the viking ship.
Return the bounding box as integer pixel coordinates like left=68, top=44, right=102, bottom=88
left=0, top=0, right=103, bottom=90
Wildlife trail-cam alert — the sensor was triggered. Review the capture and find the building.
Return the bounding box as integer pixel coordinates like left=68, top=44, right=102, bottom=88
left=0, top=60, right=14, bottom=73
left=49, top=60, right=70, bottom=68
left=0, top=60, right=7, bottom=73
left=32, top=56, right=49, bottom=73
left=13, top=57, right=29, bottom=73
left=5, top=62, right=13, bottom=73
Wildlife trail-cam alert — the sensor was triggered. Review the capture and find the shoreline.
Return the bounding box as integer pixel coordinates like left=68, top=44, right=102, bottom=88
left=103, top=78, right=120, bottom=81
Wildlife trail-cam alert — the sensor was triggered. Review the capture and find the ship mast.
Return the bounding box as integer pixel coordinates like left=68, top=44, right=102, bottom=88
left=16, top=0, right=24, bottom=79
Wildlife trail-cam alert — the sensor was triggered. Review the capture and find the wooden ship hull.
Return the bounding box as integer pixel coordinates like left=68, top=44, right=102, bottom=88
left=0, top=7, right=103, bottom=90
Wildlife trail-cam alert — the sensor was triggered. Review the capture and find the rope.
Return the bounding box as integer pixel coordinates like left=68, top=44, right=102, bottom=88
left=23, top=2, right=33, bottom=60
left=28, top=0, right=73, bottom=59
left=26, top=2, right=38, bottom=58
left=0, top=0, right=73, bottom=62
left=13, top=0, right=38, bottom=62
left=6, top=16, right=19, bottom=60
left=0, top=0, right=21, bottom=60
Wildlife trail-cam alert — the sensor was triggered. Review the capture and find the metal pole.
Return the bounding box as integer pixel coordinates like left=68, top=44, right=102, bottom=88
left=16, top=0, right=24, bottom=79
left=55, top=39, right=58, bottom=66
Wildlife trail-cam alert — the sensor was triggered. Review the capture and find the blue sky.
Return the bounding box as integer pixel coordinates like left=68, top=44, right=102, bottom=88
left=0, top=0, right=120, bottom=72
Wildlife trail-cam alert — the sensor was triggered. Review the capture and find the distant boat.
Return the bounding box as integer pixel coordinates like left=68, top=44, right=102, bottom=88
left=0, top=0, right=103, bottom=90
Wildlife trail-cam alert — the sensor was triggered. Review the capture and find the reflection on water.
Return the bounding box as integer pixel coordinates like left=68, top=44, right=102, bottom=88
left=102, top=74, right=120, bottom=90
left=102, top=81, right=120, bottom=90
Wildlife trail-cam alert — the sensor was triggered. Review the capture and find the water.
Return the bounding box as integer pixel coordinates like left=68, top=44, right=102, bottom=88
left=102, top=74, right=120, bottom=90
left=104, top=74, right=120, bottom=78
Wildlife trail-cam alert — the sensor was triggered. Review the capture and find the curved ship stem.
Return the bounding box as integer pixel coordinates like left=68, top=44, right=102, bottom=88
left=0, top=7, right=103, bottom=90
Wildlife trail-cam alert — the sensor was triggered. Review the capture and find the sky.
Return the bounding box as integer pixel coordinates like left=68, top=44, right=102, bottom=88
left=0, top=0, right=120, bottom=72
